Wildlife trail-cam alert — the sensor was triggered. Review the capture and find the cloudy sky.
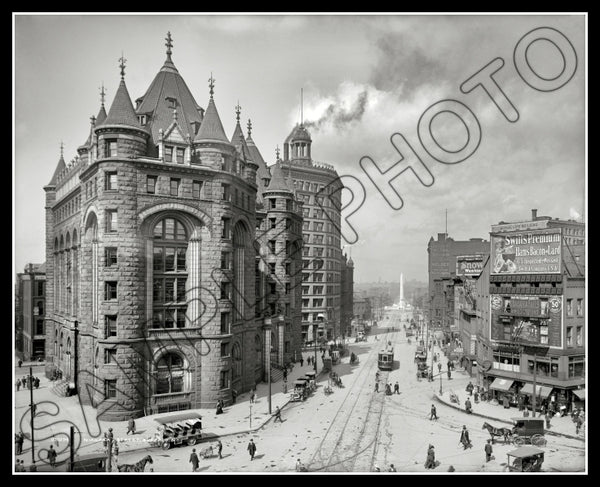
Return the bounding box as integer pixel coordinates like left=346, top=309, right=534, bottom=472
left=13, top=14, right=586, bottom=283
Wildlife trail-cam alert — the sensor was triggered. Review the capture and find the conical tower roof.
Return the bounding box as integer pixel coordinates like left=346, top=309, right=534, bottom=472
left=104, top=78, right=142, bottom=129
left=246, top=120, right=270, bottom=181
left=194, top=97, right=230, bottom=144
left=231, top=120, right=253, bottom=162
left=265, top=162, right=293, bottom=193
left=95, top=104, right=107, bottom=127
left=135, top=37, right=203, bottom=146
left=47, top=153, right=66, bottom=186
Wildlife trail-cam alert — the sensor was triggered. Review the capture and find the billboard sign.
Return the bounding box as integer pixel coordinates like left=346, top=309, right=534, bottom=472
left=490, top=294, right=562, bottom=348
left=490, top=229, right=562, bottom=275
left=491, top=220, right=549, bottom=233
left=456, top=255, right=485, bottom=277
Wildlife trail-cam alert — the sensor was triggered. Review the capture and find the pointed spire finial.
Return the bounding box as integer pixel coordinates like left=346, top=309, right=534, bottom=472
left=119, top=52, right=127, bottom=79
left=60, top=141, right=64, bottom=159
left=275, top=145, right=280, bottom=161
left=208, top=72, right=215, bottom=99
left=235, top=101, right=241, bottom=123
left=100, top=83, right=106, bottom=107
left=165, top=31, right=173, bottom=61
left=247, top=119, right=252, bottom=137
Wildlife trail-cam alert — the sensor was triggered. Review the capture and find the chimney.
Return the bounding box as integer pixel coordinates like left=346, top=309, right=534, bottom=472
left=531, top=209, right=538, bottom=220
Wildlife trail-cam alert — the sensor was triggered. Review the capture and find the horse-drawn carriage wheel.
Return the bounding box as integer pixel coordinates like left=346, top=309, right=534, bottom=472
left=187, top=437, right=197, bottom=446
left=531, top=435, right=547, bottom=447
left=513, top=436, right=525, bottom=446
left=162, top=440, right=172, bottom=450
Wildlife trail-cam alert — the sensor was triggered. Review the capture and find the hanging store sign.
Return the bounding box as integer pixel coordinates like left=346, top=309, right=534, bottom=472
left=456, top=255, right=485, bottom=277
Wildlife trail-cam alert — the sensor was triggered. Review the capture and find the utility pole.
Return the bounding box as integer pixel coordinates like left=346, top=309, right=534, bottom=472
left=69, top=426, right=75, bottom=471
left=29, top=366, right=37, bottom=471
left=531, top=351, right=537, bottom=418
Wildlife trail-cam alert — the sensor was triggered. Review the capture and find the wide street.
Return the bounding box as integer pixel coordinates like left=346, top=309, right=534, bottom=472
left=108, top=308, right=584, bottom=473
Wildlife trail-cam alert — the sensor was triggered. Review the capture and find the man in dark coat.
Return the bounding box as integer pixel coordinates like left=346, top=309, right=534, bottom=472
left=460, top=425, right=472, bottom=450
left=47, top=445, right=57, bottom=468
left=127, top=417, right=136, bottom=435
left=15, top=432, right=24, bottom=455
left=465, top=398, right=472, bottom=414
left=394, top=382, right=400, bottom=394
left=217, top=440, right=223, bottom=459
left=189, top=448, right=199, bottom=472
left=247, top=439, right=257, bottom=460
left=300, top=356, right=304, bottom=367
left=274, top=406, right=283, bottom=423
left=430, top=404, right=438, bottom=420
left=424, top=445, right=436, bottom=469
left=485, top=439, right=493, bottom=462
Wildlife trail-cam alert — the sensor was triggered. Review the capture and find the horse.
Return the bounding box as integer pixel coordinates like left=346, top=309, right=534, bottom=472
left=117, top=455, right=153, bottom=472
left=482, top=422, right=512, bottom=444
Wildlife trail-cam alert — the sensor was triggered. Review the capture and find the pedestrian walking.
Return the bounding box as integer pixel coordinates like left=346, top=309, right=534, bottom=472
left=47, top=445, right=57, bottom=468
left=18, top=359, right=23, bottom=368
left=374, top=381, right=379, bottom=393
left=485, top=439, right=493, bottom=462
left=394, top=382, right=400, bottom=394
left=127, top=417, right=136, bottom=435
left=34, top=377, right=40, bottom=389
left=16, top=379, right=20, bottom=392
left=424, top=444, right=436, bottom=469
left=113, top=441, right=119, bottom=464
left=545, top=412, right=552, bottom=429
left=22, top=377, right=27, bottom=388
left=15, top=432, right=24, bottom=455
left=247, top=439, right=257, bottom=461
left=447, top=369, right=451, bottom=380
left=217, top=439, right=223, bottom=459
left=283, top=367, right=288, bottom=381
left=274, top=406, right=283, bottom=422
left=437, top=362, right=442, bottom=374
left=465, top=398, right=472, bottom=414
left=300, top=356, right=304, bottom=367
left=388, top=464, right=397, bottom=472
left=459, top=425, right=472, bottom=450
left=466, top=381, right=474, bottom=396
left=430, top=404, right=438, bottom=420
left=189, top=448, right=200, bottom=472
left=576, top=416, right=583, bottom=435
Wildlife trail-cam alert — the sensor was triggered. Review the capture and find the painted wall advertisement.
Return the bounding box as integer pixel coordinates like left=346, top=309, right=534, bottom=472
left=490, top=294, right=562, bottom=348
left=456, top=255, right=485, bottom=277
left=490, top=229, right=562, bottom=275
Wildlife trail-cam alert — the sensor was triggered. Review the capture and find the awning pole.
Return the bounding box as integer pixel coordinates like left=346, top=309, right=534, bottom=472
left=532, top=352, right=537, bottom=418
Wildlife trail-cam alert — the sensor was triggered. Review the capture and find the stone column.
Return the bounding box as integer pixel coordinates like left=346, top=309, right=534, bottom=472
left=187, top=234, right=202, bottom=327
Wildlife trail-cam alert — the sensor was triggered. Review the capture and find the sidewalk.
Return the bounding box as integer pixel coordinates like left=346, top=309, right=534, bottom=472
left=15, top=350, right=330, bottom=467
left=428, top=354, right=584, bottom=442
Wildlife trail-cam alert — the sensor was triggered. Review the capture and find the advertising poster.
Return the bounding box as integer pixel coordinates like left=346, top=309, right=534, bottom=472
left=490, top=295, right=562, bottom=348
left=456, top=255, right=485, bottom=277
left=490, top=229, right=562, bottom=275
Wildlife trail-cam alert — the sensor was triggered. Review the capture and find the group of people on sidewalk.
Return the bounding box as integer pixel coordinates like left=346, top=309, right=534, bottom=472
left=16, top=375, right=40, bottom=391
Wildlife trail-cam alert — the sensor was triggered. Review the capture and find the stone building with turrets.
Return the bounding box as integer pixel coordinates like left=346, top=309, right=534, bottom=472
left=43, top=34, right=304, bottom=420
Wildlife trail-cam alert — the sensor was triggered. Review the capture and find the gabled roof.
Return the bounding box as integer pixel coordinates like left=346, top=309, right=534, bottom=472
left=47, top=155, right=66, bottom=186
left=194, top=97, right=230, bottom=145
left=135, top=58, right=203, bottom=146
left=264, top=162, right=293, bottom=193
left=104, top=79, right=142, bottom=129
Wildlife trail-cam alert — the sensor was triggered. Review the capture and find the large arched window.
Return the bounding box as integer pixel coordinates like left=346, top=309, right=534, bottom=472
left=156, top=352, right=185, bottom=394
left=232, top=342, right=242, bottom=379
left=152, top=218, right=188, bottom=328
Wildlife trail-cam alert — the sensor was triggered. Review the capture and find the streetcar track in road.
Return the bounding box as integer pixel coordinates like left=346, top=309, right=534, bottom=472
left=307, top=331, right=393, bottom=472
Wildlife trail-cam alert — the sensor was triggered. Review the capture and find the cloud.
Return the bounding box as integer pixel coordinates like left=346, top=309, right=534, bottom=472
left=304, top=87, right=369, bottom=131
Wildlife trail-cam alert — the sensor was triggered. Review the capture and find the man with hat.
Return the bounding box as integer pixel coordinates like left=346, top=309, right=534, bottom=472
left=425, top=444, right=436, bottom=469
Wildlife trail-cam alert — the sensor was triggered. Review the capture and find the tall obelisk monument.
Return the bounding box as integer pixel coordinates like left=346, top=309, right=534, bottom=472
left=399, top=272, right=405, bottom=308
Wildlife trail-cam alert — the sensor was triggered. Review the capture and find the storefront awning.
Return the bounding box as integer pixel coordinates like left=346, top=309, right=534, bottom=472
left=489, top=378, right=514, bottom=392
left=519, top=383, right=553, bottom=398
left=572, top=389, right=586, bottom=401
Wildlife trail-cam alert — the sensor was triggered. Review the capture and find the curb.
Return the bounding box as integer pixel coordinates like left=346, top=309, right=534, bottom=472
left=433, top=393, right=584, bottom=442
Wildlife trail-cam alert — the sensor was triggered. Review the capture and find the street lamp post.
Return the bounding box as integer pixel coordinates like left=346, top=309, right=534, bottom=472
left=29, top=366, right=37, bottom=471
left=264, top=316, right=273, bottom=415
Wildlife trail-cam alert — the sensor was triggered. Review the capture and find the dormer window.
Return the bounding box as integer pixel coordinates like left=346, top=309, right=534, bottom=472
left=166, top=97, right=177, bottom=109
left=191, top=121, right=201, bottom=135
left=138, top=114, right=147, bottom=126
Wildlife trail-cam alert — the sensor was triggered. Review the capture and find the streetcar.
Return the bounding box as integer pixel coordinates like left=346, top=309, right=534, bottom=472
left=378, top=346, right=394, bottom=371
